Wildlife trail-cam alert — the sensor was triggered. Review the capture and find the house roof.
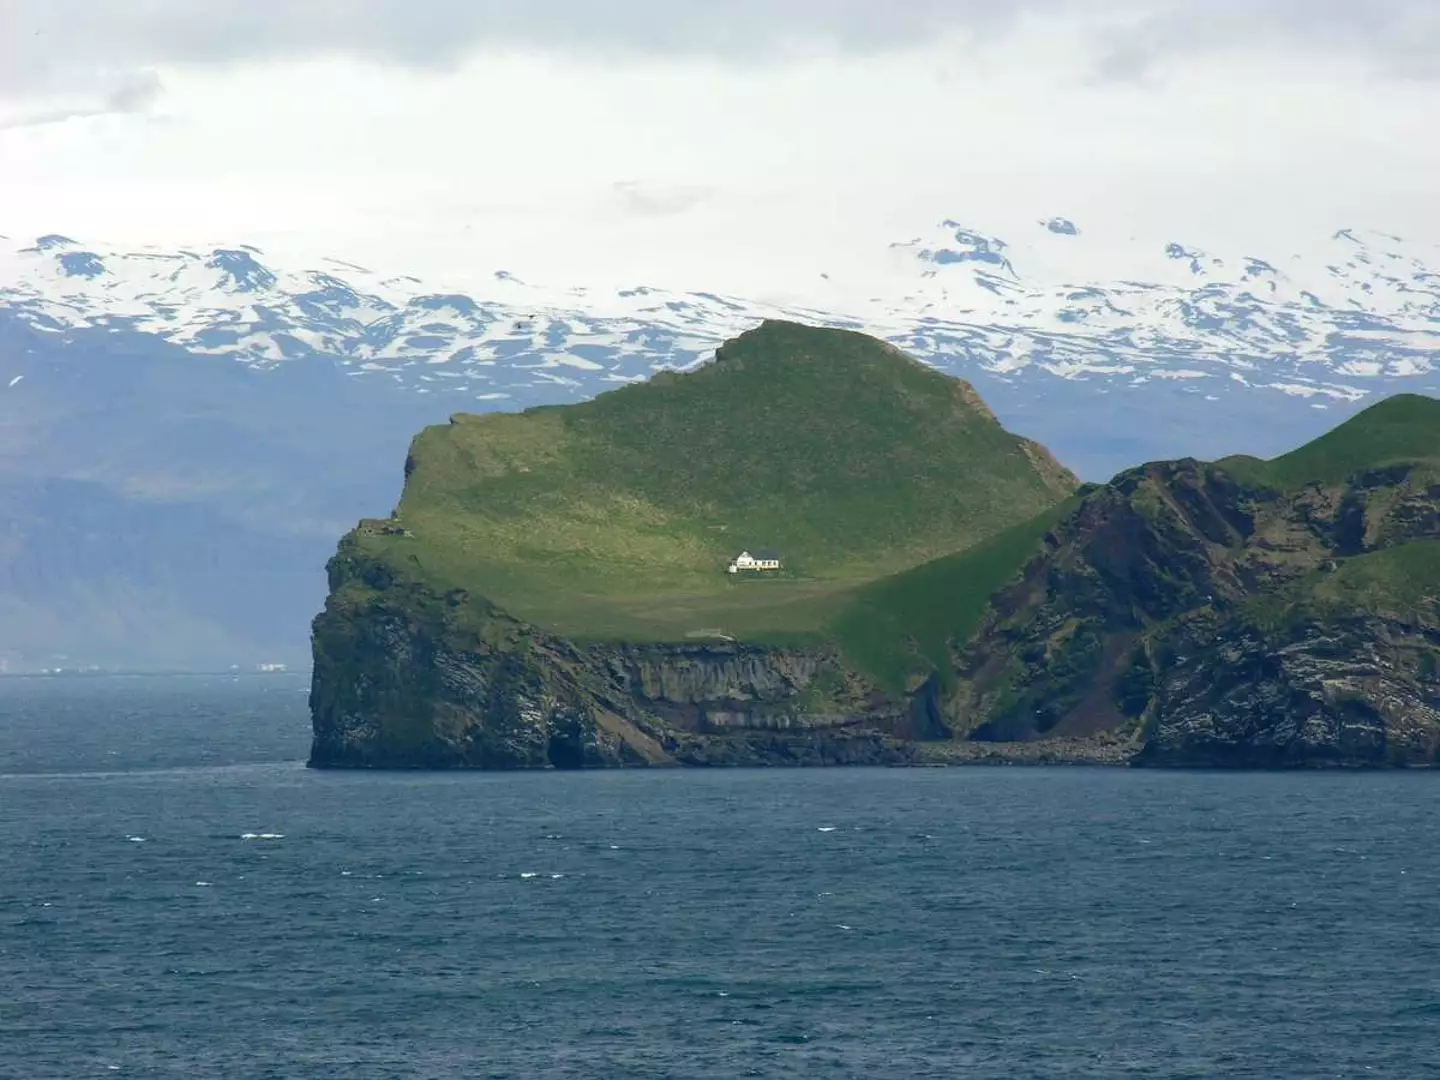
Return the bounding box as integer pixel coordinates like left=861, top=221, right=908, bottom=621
left=753, top=548, right=781, bottom=560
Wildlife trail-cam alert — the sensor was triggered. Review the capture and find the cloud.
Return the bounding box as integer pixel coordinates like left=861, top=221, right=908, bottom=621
left=611, top=181, right=716, bottom=219
left=4, top=0, right=1440, bottom=98
left=0, top=70, right=163, bottom=130
left=3, top=15, right=1437, bottom=304
left=0, top=0, right=996, bottom=93
left=104, top=70, right=165, bottom=114
left=1091, top=0, right=1440, bottom=81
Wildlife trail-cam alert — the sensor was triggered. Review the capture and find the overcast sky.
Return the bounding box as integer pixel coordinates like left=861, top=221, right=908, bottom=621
left=2, top=1, right=1438, bottom=298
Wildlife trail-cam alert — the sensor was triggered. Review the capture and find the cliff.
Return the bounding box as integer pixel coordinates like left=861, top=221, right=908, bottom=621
left=310, top=320, right=1440, bottom=769
left=947, top=399, right=1440, bottom=766
left=310, top=545, right=938, bottom=768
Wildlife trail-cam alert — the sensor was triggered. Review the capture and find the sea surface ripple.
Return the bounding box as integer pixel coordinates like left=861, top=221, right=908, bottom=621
left=2, top=676, right=1437, bottom=1079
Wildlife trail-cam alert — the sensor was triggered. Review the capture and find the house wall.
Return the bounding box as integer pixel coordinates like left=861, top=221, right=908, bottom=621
left=729, top=555, right=780, bottom=570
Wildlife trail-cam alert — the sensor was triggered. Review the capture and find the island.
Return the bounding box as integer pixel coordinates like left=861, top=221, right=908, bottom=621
left=310, top=321, right=1440, bottom=769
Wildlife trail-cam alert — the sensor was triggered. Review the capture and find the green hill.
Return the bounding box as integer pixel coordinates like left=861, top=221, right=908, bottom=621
left=1221, top=393, right=1440, bottom=488
left=356, top=320, right=1077, bottom=643
left=828, top=501, right=1078, bottom=691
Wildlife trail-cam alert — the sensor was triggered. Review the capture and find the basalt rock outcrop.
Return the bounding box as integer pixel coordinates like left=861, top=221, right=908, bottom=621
left=947, top=450, right=1440, bottom=767
left=310, top=544, right=944, bottom=768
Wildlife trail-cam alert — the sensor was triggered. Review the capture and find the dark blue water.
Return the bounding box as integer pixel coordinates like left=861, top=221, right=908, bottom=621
left=3, top=677, right=1438, bottom=1079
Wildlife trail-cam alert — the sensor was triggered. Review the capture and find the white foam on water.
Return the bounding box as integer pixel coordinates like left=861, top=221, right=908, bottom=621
left=835, top=924, right=854, bottom=931
left=240, top=832, right=285, bottom=840
left=520, top=872, right=538, bottom=879
left=817, top=827, right=837, bottom=833
left=550, top=873, right=564, bottom=880
left=194, top=882, right=212, bottom=887
left=126, top=836, right=146, bottom=843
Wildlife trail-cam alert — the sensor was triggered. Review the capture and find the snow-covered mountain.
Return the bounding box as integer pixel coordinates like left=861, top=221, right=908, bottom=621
left=2, top=217, right=1438, bottom=670
left=3, top=219, right=1438, bottom=410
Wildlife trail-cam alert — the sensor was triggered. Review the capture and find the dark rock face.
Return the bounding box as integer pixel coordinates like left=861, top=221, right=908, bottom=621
left=948, top=460, right=1440, bottom=768
left=1138, top=616, right=1440, bottom=767
left=309, top=547, right=929, bottom=769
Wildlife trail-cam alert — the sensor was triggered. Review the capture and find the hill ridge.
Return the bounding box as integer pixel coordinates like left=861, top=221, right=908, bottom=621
left=1219, top=390, right=1440, bottom=488
left=357, top=320, right=1076, bottom=644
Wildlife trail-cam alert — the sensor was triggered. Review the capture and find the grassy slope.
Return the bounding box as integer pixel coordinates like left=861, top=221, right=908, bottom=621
left=357, top=321, right=1076, bottom=645
left=1220, top=393, right=1440, bottom=488
left=1312, top=540, right=1440, bottom=624
left=1242, top=539, right=1440, bottom=637
left=828, top=500, right=1077, bottom=691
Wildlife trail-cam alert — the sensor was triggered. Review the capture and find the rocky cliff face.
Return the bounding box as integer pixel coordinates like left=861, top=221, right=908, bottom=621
left=312, top=392, right=1440, bottom=771
left=309, top=545, right=936, bottom=768
left=947, top=460, right=1440, bottom=767
left=1137, top=612, right=1440, bottom=767
left=311, top=460, right=1440, bottom=769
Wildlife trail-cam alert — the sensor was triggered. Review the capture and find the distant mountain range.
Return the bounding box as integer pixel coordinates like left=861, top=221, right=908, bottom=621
left=2, top=220, right=1437, bottom=670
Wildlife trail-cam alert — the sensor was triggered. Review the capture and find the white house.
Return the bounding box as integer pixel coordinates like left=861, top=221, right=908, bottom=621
left=727, top=549, right=782, bottom=573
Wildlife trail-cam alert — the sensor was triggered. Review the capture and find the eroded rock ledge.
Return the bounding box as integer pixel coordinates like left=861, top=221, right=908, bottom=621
left=309, top=546, right=952, bottom=769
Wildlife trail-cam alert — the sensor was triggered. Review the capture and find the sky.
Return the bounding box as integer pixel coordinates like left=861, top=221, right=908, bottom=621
left=2, top=0, right=1439, bottom=300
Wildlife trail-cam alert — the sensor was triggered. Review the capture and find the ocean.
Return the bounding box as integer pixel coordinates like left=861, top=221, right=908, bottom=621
left=2, top=675, right=1437, bottom=1079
